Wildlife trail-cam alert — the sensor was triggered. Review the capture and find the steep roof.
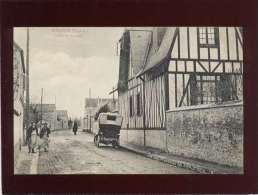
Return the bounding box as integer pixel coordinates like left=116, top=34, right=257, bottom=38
left=129, top=30, right=152, bottom=75
left=137, top=27, right=179, bottom=76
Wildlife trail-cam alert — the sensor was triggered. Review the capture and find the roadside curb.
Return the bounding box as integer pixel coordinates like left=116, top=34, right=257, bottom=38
left=120, top=145, right=240, bottom=174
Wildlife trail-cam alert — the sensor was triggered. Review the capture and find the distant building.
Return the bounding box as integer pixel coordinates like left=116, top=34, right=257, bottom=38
left=82, top=98, right=117, bottom=132
left=56, top=110, right=69, bottom=129
left=29, top=104, right=58, bottom=130
left=13, top=42, right=26, bottom=157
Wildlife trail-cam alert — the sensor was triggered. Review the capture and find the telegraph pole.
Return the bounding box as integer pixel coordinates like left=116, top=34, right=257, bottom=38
left=40, top=88, right=43, bottom=127
left=89, top=88, right=91, bottom=132
left=24, top=28, right=30, bottom=145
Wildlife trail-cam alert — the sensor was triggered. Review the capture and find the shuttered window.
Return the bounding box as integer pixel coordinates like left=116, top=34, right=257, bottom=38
left=136, top=93, right=141, bottom=116
left=129, top=95, right=133, bottom=117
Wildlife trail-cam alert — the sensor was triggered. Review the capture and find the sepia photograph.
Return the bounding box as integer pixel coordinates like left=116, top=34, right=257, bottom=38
left=13, top=27, right=243, bottom=175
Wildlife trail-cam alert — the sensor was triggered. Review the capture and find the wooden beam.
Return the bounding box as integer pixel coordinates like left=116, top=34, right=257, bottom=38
left=169, top=57, right=243, bottom=63
left=226, top=27, right=230, bottom=60
left=187, top=27, right=190, bottom=59
left=178, top=78, right=191, bottom=107
left=168, top=71, right=242, bottom=75
left=207, top=31, right=211, bottom=72
left=235, top=27, right=243, bottom=47
left=178, top=29, right=181, bottom=58
left=175, top=73, right=178, bottom=107
left=215, top=75, right=218, bottom=102
left=164, top=71, right=170, bottom=110
left=235, top=28, right=240, bottom=61
left=217, top=28, right=221, bottom=60
left=211, top=62, right=222, bottom=73
left=175, top=60, right=178, bottom=107
left=197, top=61, right=208, bottom=72
left=200, top=75, right=203, bottom=104
left=197, top=27, right=200, bottom=59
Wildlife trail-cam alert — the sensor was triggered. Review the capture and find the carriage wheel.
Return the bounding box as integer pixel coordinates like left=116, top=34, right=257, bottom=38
left=93, top=136, right=96, bottom=144
left=96, top=135, right=100, bottom=148
left=116, top=140, right=120, bottom=148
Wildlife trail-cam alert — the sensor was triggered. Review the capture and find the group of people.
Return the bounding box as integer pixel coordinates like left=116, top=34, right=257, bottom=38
left=26, top=120, right=79, bottom=153
left=26, top=122, right=50, bottom=153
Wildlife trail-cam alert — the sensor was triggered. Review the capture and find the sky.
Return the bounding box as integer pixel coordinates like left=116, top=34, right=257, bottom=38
left=14, top=27, right=124, bottom=118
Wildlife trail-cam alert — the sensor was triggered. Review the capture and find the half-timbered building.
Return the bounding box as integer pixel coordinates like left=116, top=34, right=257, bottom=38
left=117, top=27, right=243, bottom=167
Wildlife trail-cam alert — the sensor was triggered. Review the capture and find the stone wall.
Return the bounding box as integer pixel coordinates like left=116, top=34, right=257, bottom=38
left=166, top=102, right=243, bottom=168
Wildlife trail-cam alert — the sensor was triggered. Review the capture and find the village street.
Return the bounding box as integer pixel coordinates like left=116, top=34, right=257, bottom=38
left=16, top=129, right=195, bottom=174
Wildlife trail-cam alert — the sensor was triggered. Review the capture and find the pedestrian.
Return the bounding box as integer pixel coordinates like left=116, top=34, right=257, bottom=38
left=73, top=121, right=78, bottom=135
left=38, top=122, right=51, bottom=152
left=26, top=122, right=39, bottom=153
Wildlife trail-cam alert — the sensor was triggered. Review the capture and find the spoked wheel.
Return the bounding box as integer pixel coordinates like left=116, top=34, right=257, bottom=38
left=116, top=139, right=120, bottom=148
left=96, top=135, right=100, bottom=148
left=112, top=140, right=119, bottom=148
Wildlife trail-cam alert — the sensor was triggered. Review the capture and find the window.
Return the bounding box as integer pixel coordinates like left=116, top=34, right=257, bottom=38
left=136, top=93, right=141, bottom=116
left=107, top=115, right=116, bottom=121
left=129, top=95, right=133, bottom=117
left=199, top=27, right=218, bottom=47
left=190, top=74, right=237, bottom=105
left=196, top=75, right=218, bottom=104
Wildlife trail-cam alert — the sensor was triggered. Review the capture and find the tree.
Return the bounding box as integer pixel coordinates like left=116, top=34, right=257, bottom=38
left=94, top=104, right=110, bottom=120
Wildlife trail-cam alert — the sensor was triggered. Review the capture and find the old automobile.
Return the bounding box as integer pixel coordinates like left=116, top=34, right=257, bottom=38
left=93, top=112, right=123, bottom=148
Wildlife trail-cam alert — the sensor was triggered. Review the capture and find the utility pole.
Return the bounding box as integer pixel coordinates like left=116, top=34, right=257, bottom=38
left=24, top=28, right=30, bottom=145
left=89, top=88, right=91, bottom=132
left=40, top=88, right=43, bottom=128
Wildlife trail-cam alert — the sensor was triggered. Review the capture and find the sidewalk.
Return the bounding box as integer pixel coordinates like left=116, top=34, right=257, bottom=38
left=121, top=143, right=243, bottom=174
left=14, top=146, right=39, bottom=174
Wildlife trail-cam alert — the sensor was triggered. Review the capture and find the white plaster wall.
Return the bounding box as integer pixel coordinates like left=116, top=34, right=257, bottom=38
left=146, top=130, right=166, bottom=150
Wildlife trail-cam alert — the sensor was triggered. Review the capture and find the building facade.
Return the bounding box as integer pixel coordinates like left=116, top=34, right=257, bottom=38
left=13, top=42, right=26, bottom=167
left=56, top=110, right=69, bottom=129
left=117, top=27, right=243, bottom=167
left=29, top=104, right=57, bottom=130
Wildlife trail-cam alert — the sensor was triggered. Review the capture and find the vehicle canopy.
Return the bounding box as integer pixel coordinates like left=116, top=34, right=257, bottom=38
left=97, top=112, right=123, bottom=138
left=98, top=112, right=123, bottom=127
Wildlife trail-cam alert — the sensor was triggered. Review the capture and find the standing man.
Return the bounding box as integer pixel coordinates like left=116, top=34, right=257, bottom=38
left=39, top=122, right=51, bottom=152
left=73, top=120, right=78, bottom=135
left=26, top=122, right=39, bottom=153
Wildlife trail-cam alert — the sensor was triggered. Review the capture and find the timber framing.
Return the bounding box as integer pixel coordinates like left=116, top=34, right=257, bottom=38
left=117, top=27, right=243, bottom=131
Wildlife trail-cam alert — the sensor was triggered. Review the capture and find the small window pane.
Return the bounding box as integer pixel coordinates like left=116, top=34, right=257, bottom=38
left=199, top=27, right=217, bottom=47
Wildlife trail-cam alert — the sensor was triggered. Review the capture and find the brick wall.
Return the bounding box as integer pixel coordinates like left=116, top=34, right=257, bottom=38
left=166, top=102, right=243, bottom=167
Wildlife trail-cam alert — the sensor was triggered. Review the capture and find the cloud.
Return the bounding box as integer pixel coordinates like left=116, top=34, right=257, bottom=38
left=30, top=51, right=119, bottom=118
left=14, top=27, right=124, bottom=118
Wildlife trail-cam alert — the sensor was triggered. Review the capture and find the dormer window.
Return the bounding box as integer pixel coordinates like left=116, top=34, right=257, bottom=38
left=199, top=27, right=219, bottom=47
